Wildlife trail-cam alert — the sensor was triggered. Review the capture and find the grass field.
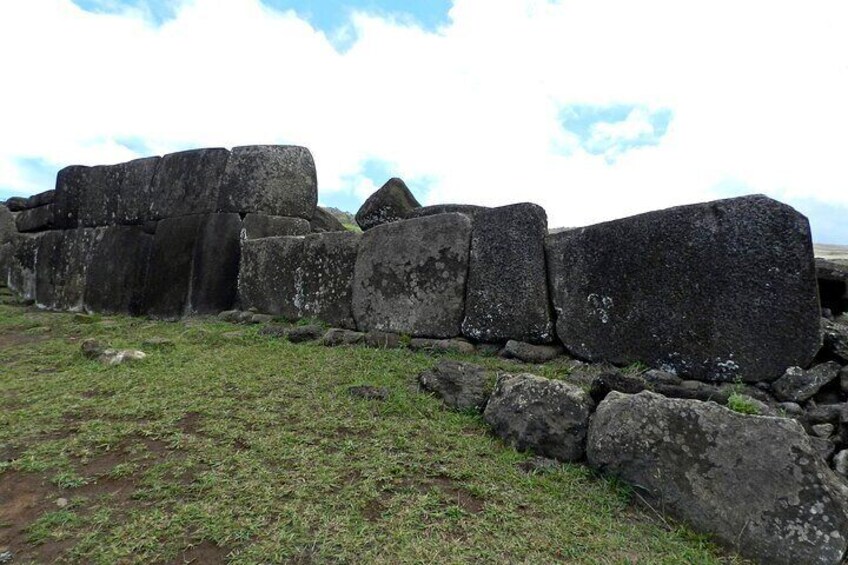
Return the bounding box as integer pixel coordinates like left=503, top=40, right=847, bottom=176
left=0, top=293, right=745, bottom=564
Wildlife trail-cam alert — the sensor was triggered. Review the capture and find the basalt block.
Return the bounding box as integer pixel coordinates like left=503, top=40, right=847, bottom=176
left=355, top=178, right=420, bottom=231
left=218, top=145, right=317, bottom=220
left=462, top=203, right=554, bottom=343
left=15, top=204, right=55, bottom=232
left=587, top=391, right=848, bottom=565
left=546, top=195, right=820, bottom=383
left=239, top=232, right=360, bottom=327
left=149, top=148, right=229, bottom=220
left=189, top=213, right=241, bottom=314
left=76, top=157, right=161, bottom=227
left=310, top=206, right=347, bottom=233
left=0, top=205, right=14, bottom=244
left=83, top=226, right=153, bottom=315
left=406, top=204, right=489, bottom=220
left=352, top=213, right=472, bottom=337
left=35, top=228, right=102, bottom=311
left=241, top=214, right=310, bottom=239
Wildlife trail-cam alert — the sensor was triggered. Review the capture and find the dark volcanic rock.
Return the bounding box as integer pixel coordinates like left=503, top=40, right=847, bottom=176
left=144, top=215, right=204, bottom=318
left=239, top=232, right=360, bottom=328
left=218, top=145, right=317, bottom=220
left=461, top=203, right=554, bottom=344
left=26, top=190, right=55, bottom=209
left=348, top=385, right=390, bottom=401
left=406, top=204, right=489, bottom=220
left=35, top=228, right=101, bottom=311
left=364, top=330, right=402, bottom=349
left=77, top=157, right=161, bottom=227
left=0, top=205, right=14, bottom=244
left=546, top=195, right=821, bottom=383
left=354, top=178, right=420, bottom=230
left=188, top=213, right=241, bottom=314
left=5, top=234, right=40, bottom=300
left=15, top=204, right=55, bottom=232
left=500, top=340, right=563, bottom=364
left=352, top=213, right=472, bottom=337
left=5, top=196, right=28, bottom=212
left=771, top=362, right=842, bottom=403
left=287, top=325, right=324, bottom=343
left=587, top=391, right=848, bottom=565
left=310, top=206, right=347, bottom=233
left=483, top=373, right=594, bottom=462
left=149, top=148, right=229, bottom=220
left=417, top=360, right=491, bottom=412
left=322, top=328, right=365, bottom=346
left=408, top=337, right=475, bottom=354
left=83, top=226, right=153, bottom=315
left=821, top=319, right=848, bottom=363
left=241, top=213, right=310, bottom=239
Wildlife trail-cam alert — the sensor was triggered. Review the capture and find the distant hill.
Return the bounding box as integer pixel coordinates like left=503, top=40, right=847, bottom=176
left=323, top=206, right=355, bottom=226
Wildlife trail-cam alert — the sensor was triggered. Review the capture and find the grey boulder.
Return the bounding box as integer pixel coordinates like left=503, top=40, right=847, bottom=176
left=15, top=204, right=55, bottom=232
left=354, top=178, right=420, bottom=230
left=587, top=391, right=848, bottom=565
left=352, top=213, right=472, bottom=338
left=462, top=203, right=554, bottom=343
left=418, top=360, right=492, bottom=412
left=218, top=145, right=317, bottom=220
left=35, top=228, right=101, bottom=311
left=483, top=373, right=594, bottom=462
left=149, top=148, right=229, bottom=220
left=310, top=206, right=347, bottom=233
left=546, top=195, right=821, bottom=383
left=771, top=362, right=842, bottom=403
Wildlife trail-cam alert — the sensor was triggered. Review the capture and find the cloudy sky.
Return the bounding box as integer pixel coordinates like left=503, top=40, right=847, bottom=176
left=1, top=0, right=847, bottom=242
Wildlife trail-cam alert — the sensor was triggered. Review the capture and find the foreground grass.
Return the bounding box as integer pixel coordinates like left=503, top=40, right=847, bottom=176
left=0, top=298, right=743, bottom=564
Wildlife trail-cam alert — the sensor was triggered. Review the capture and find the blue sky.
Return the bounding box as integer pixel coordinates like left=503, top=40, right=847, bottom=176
left=1, top=0, right=847, bottom=243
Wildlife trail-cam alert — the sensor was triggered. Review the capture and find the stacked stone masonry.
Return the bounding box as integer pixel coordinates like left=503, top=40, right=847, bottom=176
left=4, top=145, right=848, bottom=564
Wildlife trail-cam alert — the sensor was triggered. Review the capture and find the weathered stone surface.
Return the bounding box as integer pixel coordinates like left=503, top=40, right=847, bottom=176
left=76, top=157, right=161, bottom=227
left=462, top=203, right=554, bottom=343
left=417, top=360, right=491, bottom=412
left=83, top=226, right=153, bottom=315
left=310, top=206, right=347, bottom=233
left=484, top=373, right=594, bottom=462
left=546, top=195, right=821, bottom=383
left=352, top=213, right=472, bottom=337
left=834, top=449, right=848, bottom=478
left=189, top=213, right=241, bottom=314
left=26, top=190, right=55, bottom=209
left=500, top=340, right=563, bottom=364
left=406, top=204, right=489, bottom=220
left=5, top=234, right=40, bottom=300
left=287, top=325, right=324, bottom=343
left=144, top=215, right=204, bottom=318
left=322, top=328, right=365, bottom=346
left=218, top=145, right=317, bottom=220
left=53, top=165, right=88, bottom=229
left=241, top=214, right=310, bottom=239
left=0, top=205, right=14, bottom=244
left=821, top=319, right=848, bottom=363
left=149, top=148, right=229, bottom=220
left=364, top=330, right=402, bottom=349
left=587, top=391, right=848, bottom=565
left=355, top=178, right=420, bottom=231
left=5, top=196, right=28, bottom=212
left=771, top=362, right=842, bottom=402
left=15, top=204, right=55, bottom=232
left=409, top=337, right=476, bottom=355
left=35, top=228, right=102, bottom=311
left=813, top=423, right=835, bottom=438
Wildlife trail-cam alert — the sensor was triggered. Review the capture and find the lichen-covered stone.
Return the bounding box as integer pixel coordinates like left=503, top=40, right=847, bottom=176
left=144, top=215, right=204, bottom=318
left=500, top=340, right=563, bottom=364
left=352, top=213, right=472, bottom=337
left=83, top=226, right=153, bottom=315
left=241, top=214, right=310, bottom=239
left=149, top=148, right=229, bottom=220
left=546, top=195, right=821, bottom=383
left=218, top=145, right=317, bottom=220
left=462, top=203, right=554, bottom=344
left=310, top=206, right=347, bottom=233
left=354, top=178, right=420, bottom=230
left=418, top=360, right=491, bottom=412
left=771, top=362, right=842, bottom=403
left=78, top=157, right=161, bottom=227
left=15, top=204, right=55, bottom=232
left=5, top=234, right=40, bottom=300
left=0, top=205, right=15, bottom=244
left=239, top=232, right=360, bottom=328
left=483, top=373, right=594, bottom=462
left=587, top=391, right=848, bottom=565
left=35, top=228, right=102, bottom=311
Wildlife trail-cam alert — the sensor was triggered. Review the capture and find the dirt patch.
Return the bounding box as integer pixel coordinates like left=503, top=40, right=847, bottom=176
left=0, top=331, right=49, bottom=351
left=166, top=540, right=230, bottom=564
left=429, top=476, right=485, bottom=514
left=178, top=413, right=203, bottom=436
left=362, top=491, right=393, bottom=522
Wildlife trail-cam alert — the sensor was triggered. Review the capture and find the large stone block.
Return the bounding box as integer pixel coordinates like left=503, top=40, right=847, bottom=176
left=188, top=213, right=241, bottom=314
left=239, top=232, right=360, bottom=327
left=241, top=214, right=310, bottom=240
left=53, top=165, right=87, bottom=229
left=355, top=178, right=420, bottom=230
left=352, top=213, right=472, bottom=338
left=218, top=145, right=317, bottom=220
left=149, top=148, right=229, bottom=220
left=546, top=195, right=820, bottom=383
left=5, top=197, right=28, bottom=212
left=84, top=226, right=153, bottom=315
left=35, top=228, right=102, bottom=311
left=461, top=203, right=554, bottom=344
left=5, top=234, right=40, bottom=300
left=144, top=215, right=205, bottom=318
left=76, top=157, right=160, bottom=227
left=15, top=204, right=55, bottom=232
left=407, top=204, right=488, bottom=220
left=26, top=190, right=55, bottom=209
left=310, top=206, right=347, bottom=233
left=0, top=205, right=14, bottom=244
left=587, top=391, right=848, bottom=565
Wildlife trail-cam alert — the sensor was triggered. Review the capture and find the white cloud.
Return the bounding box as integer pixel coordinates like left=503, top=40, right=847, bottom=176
left=1, top=0, right=847, bottom=238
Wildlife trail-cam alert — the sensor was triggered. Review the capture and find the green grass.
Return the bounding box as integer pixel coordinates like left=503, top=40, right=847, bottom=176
left=0, top=299, right=745, bottom=564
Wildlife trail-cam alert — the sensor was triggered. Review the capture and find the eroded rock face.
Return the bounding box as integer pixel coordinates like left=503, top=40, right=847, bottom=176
left=239, top=232, right=360, bottom=328
left=149, top=148, right=229, bottom=220
left=418, top=360, right=492, bottom=412
left=0, top=205, right=14, bottom=244
left=218, top=145, right=317, bottom=220
left=546, top=195, right=821, bottom=383
left=5, top=234, right=41, bottom=300
left=83, top=226, right=153, bottom=315
left=462, top=203, right=554, bottom=344
left=15, top=204, right=55, bottom=232
left=587, top=391, right=848, bottom=565
left=484, top=373, right=594, bottom=462
left=310, top=206, right=347, bottom=233
left=771, top=362, right=842, bottom=403
left=352, top=213, right=472, bottom=338
left=354, top=178, right=420, bottom=231
left=35, top=228, right=102, bottom=311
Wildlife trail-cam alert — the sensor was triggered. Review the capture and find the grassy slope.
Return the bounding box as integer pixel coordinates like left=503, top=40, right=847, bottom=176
left=0, top=299, right=743, bottom=564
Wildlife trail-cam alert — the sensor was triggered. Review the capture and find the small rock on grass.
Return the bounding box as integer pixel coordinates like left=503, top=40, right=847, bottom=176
left=500, top=340, right=563, bottom=364
left=771, top=362, right=842, bottom=402
left=258, top=324, right=291, bottom=338
left=348, top=385, right=390, bottom=401
left=0, top=550, right=13, bottom=565
left=287, top=325, right=323, bottom=343
left=417, top=360, right=491, bottom=412
left=813, top=423, right=835, bottom=438
left=409, top=337, right=476, bottom=355
left=365, top=331, right=403, bottom=349
left=55, top=497, right=68, bottom=508
left=80, top=338, right=146, bottom=366
left=322, top=328, right=365, bottom=346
